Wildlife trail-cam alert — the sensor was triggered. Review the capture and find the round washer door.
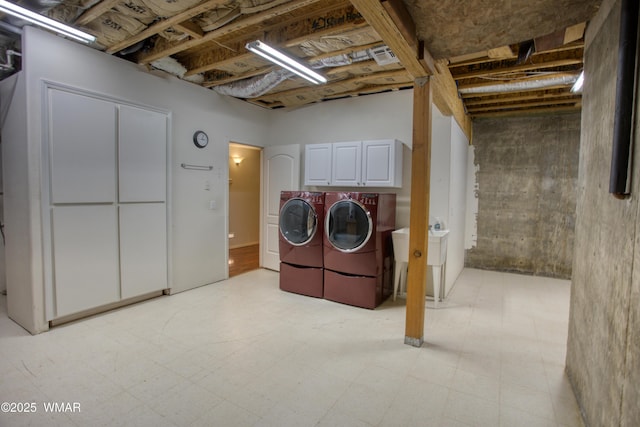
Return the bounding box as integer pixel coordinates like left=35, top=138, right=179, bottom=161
left=279, top=198, right=318, bottom=246
left=325, top=199, right=373, bottom=252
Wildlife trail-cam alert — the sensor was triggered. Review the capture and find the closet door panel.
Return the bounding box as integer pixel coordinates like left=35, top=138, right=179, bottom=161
left=52, top=205, right=120, bottom=317
left=119, top=203, right=167, bottom=299
left=49, top=89, right=116, bottom=203
left=118, top=105, right=167, bottom=203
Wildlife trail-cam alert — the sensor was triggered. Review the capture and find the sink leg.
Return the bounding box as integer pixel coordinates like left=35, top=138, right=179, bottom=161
left=393, top=262, right=401, bottom=301
left=432, top=266, right=440, bottom=308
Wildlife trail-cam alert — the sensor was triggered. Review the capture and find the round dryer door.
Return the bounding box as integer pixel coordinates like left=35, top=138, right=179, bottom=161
left=279, top=198, right=318, bottom=246
left=325, top=199, right=373, bottom=252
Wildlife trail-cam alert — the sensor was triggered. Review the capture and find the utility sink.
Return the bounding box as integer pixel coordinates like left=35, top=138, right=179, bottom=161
left=427, top=229, right=449, bottom=265
left=391, top=227, right=450, bottom=305
left=391, top=227, right=449, bottom=265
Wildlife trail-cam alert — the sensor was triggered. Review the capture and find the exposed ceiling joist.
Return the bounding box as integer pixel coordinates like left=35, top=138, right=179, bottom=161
left=348, top=0, right=431, bottom=77
left=136, top=0, right=325, bottom=64
left=1, top=0, right=600, bottom=119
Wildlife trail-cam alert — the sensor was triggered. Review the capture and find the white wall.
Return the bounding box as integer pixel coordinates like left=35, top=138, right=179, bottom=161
left=4, top=27, right=271, bottom=332
left=0, top=72, right=32, bottom=330
left=445, top=118, right=470, bottom=295
left=430, top=107, right=452, bottom=228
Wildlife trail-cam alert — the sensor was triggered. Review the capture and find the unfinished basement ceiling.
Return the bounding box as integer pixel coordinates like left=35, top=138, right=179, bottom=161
left=1, top=0, right=602, bottom=116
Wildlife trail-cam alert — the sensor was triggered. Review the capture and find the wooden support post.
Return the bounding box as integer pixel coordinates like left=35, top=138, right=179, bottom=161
left=405, top=76, right=432, bottom=347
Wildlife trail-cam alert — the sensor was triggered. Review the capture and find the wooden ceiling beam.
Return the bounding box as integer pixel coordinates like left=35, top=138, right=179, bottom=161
left=254, top=74, right=364, bottom=102
left=106, top=0, right=228, bottom=54
left=453, top=58, right=583, bottom=81
left=348, top=0, right=471, bottom=139
left=353, top=69, right=411, bottom=83
left=471, top=104, right=581, bottom=118
left=74, top=0, right=119, bottom=26
left=182, top=7, right=364, bottom=76
left=322, top=81, right=412, bottom=99
left=325, top=59, right=378, bottom=76
left=431, top=60, right=472, bottom=139
left=283, top=19, right=370, bottom=47
left=136, top=0, right=325, bottom=64
left=311, top=41, right=382, bottom=61
left=463, top=90, right=576, bottom=106
left=349, top=0, right=432, bottom=77
left=467, top=97, right=581, bottom=113
left=186, top=52, right=258, bottom=77
left=448, top=41, right=584, bottom=68
left=380, top=0, right=416, bottom=49
left=174, top=20, right=204, bottom=39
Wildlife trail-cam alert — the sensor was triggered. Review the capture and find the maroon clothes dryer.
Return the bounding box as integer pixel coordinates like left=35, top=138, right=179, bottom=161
left=278, top=191, right=325, bottom=297
left=323, top=192, right=396, bottom=309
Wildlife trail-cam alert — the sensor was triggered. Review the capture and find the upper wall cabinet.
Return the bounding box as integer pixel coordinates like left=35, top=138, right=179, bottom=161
left=304, top=143, right=332, bottom=186
left=362, top=139, right=403, bottom=187
left=304, top=139, right=403, bottom=187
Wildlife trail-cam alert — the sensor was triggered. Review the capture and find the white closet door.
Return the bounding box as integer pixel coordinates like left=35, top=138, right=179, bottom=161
left=49, top=89, right=116, bottom=204
left=52, top=205, right=120, bottom=317
left=262, top=144, right=300, bottom=271
left=118, top=105, right=167, bottom=203
left=119, top=204, right=167, bottom=299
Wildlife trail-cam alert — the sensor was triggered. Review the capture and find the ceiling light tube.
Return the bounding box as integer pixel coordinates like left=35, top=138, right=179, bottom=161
left=246, top=40, right=326, bottom=85
left=0, top=0, right=96, bottom=43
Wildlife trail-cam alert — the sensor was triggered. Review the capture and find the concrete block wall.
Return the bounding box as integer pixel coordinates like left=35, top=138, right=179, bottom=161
left=566, top=0, right=640, bottom=425
left=465, top=114, right=580, bottom=279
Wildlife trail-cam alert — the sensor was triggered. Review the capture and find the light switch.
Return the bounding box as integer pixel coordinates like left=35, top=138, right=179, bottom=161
left=209, top=200, right=216, bottom=210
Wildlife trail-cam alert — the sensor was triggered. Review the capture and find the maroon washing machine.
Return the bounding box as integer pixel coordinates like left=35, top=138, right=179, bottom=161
left=323, top=192, right=396, bottom=309
left=279, top=191, right=325, bottom=297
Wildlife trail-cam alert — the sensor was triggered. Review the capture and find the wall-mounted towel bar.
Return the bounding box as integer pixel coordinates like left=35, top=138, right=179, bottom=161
left=181, top=163, right=213, bottom=171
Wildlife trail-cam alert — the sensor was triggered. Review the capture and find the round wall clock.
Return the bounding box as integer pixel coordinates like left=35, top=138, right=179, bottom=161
left=193, top=130, right=209, bottom=148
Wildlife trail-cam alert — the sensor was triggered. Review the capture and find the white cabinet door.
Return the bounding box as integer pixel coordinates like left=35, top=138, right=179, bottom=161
left=362, top=139, right=402, bottom=187
left=119, top=203, right=167, bottom=299
left=332, top=141, right=362, bottom=186
left=49, top=89, right=116, bottom=203
left=52, top=205, right=120, bottom=317
left=118, top=105, right=167, bottom=203
left=304, top=143, right=332, bottom=186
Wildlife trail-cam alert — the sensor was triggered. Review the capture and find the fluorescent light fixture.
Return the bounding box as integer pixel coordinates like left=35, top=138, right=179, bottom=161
left=0, top=0, right=96, bottom=43
left=571, top=71, right=584, bottom=92
left=246, top=40, right=326, bottom=85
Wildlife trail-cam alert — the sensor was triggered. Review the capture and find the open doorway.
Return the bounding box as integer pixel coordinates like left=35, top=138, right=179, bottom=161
left=228, top=142, right=261, bottom=277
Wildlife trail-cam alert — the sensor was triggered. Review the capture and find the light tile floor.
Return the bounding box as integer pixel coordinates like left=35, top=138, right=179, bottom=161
left=0, top=268, right=583, bottom=426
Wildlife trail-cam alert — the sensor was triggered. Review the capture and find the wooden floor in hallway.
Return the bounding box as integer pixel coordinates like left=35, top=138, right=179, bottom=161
left=228, top=244, right=260, bottom=277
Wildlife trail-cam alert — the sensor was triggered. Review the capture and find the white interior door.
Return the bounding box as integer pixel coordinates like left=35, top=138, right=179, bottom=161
left=262, top=144, right=300, bottom=271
